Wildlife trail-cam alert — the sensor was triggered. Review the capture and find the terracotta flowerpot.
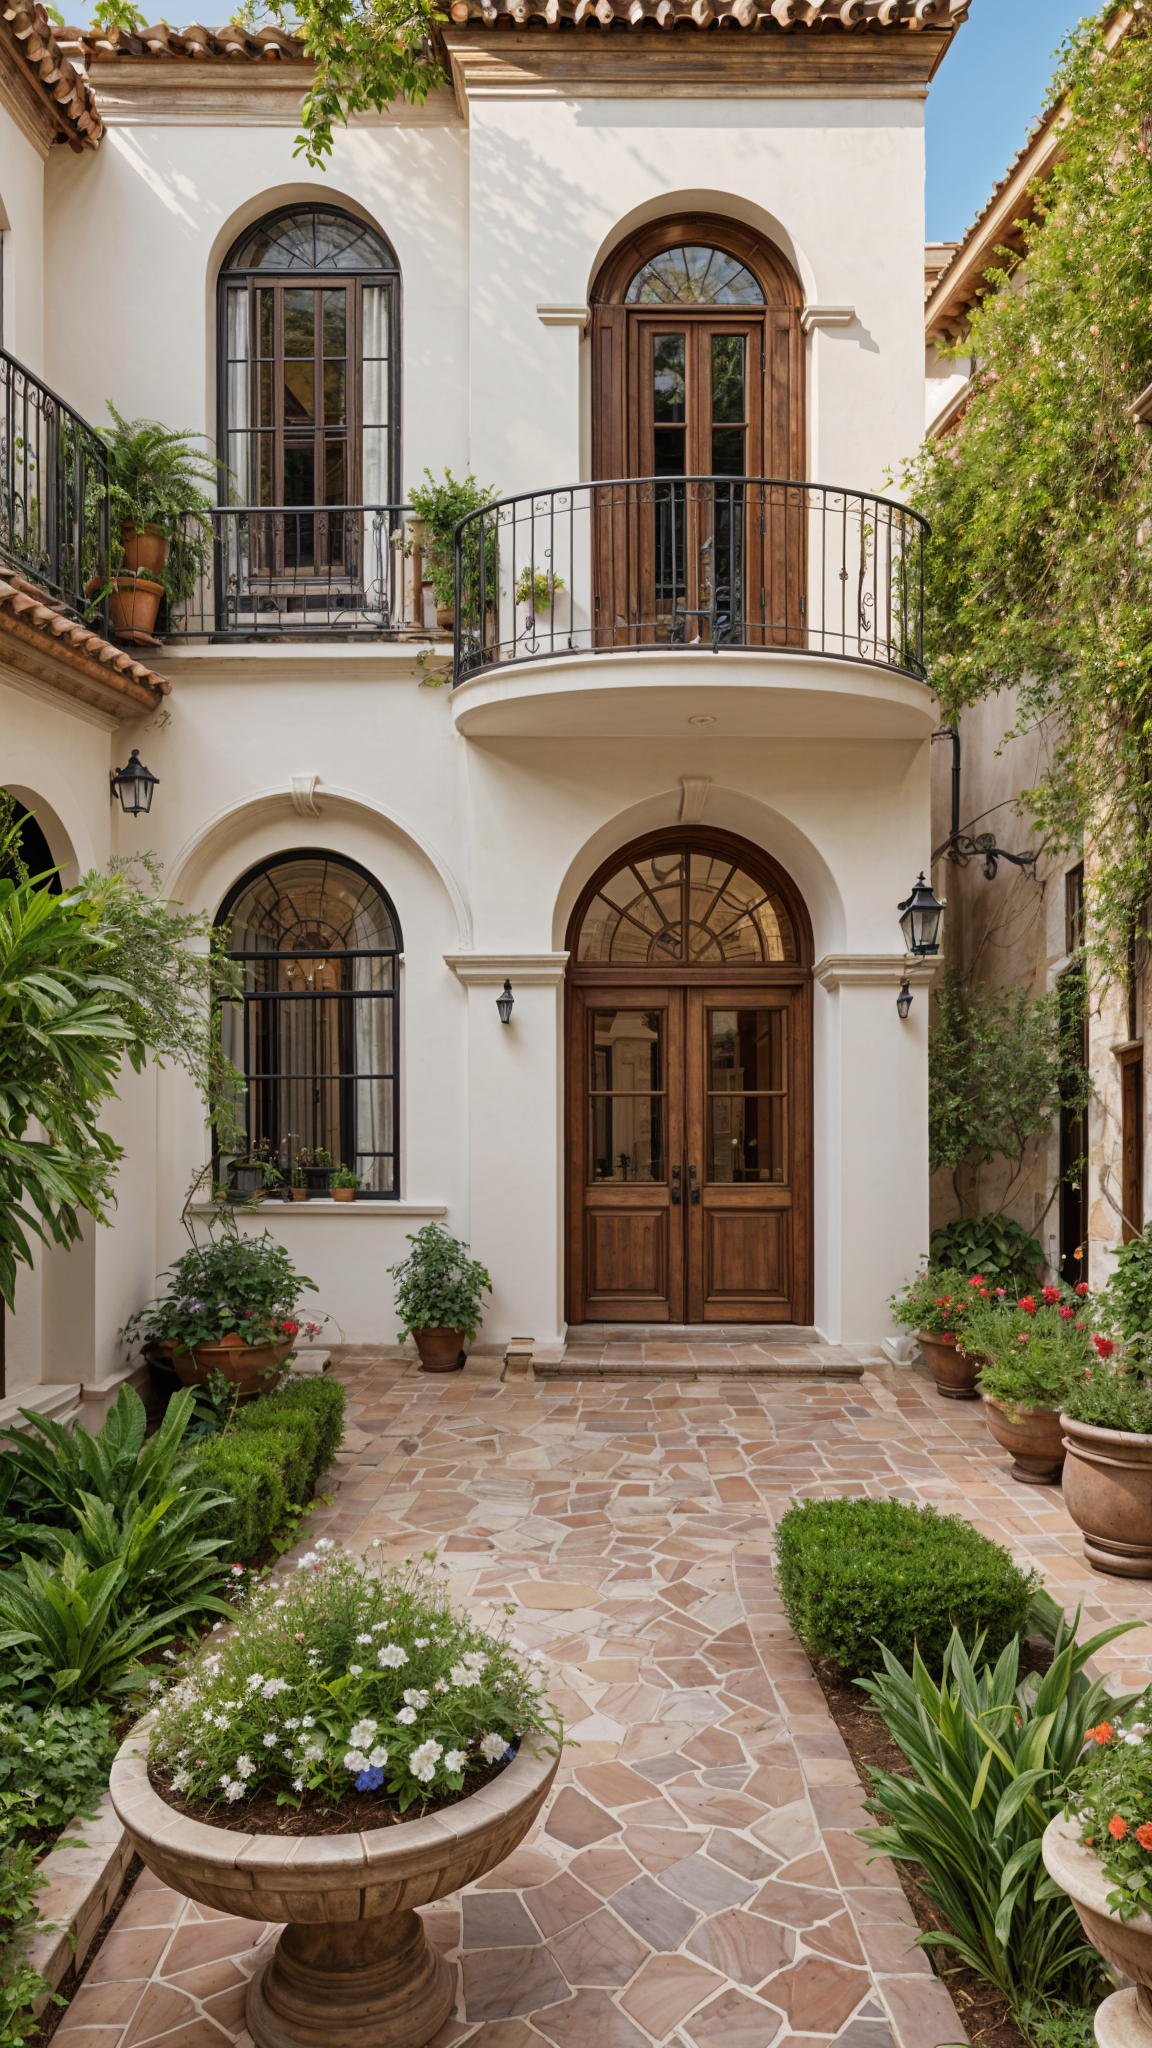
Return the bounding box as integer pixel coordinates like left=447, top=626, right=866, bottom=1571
left=121, top=522, right=168, bottom=578
left=109, top=574, right=164, bottom=637
left=170, top=1337, right=294, bottom=1398
left=290, top=1188, right=308, bottom=1202
left=1060, top=1412, right=1152, bottom=1577
left=109, top=1718, right=559, bottom=2048
left=981, top=1394, right=1066, bottom=1486
left=918, top=1329, right=981, bottom=1400
left=413, top=1327, right=466, bottom=1373
left=332, top=1187, right=355, bottom=1203
left=1043, top=1812, right=1152, bottom=2048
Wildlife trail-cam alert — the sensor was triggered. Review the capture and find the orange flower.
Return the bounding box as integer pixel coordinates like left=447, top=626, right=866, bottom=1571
left=1136, top=1824, right=1152, bottom=1851
left=1090, top=1723, right=1115, bottom=1743
left=1109, top=1815, right=1128, bottom=1840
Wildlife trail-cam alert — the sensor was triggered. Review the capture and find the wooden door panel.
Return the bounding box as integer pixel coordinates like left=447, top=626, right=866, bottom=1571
left=587, top=1206, right=668, bottom=1314
left=705, top=1209, right=789, bottom=1306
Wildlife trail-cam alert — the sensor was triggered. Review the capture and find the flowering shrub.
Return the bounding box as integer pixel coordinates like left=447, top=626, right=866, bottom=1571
left=965, top=1280, right=1096, bottom=1409
left=1066, top=1693, right=1152, bottom=1919
left=889, top=1265, right=978, bottom=1339
left=149, top=1546, right=560, bottom=1817
left=129, top=1214, right=318, bottom=1356
left=1062, top=1351, right=1152, bottom=1435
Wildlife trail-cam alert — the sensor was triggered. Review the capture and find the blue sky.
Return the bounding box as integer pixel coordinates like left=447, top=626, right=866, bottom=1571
left=926, top=0, right=1098, bottom=242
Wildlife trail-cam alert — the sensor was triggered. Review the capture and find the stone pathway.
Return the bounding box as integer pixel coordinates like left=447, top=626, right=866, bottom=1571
left=54, top=1351, right=1152, bottom=2048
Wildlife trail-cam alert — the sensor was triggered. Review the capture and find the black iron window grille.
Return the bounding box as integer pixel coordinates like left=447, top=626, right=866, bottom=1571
left=0, top=347, right=110, bottom=627
left=217, top=851, right=401, bottom=1196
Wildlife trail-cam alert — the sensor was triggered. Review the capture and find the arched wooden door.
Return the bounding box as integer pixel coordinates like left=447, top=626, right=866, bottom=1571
left=565, top=830, right=813, bottom=1325
left=590, top=217, right=806, bottom=650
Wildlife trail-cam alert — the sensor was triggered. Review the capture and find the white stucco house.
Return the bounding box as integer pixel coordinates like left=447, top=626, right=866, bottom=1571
left=0, top=0, right=969, bottom=1413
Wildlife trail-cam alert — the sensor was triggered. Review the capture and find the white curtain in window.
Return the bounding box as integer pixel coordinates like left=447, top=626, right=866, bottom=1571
left=225, top=287, right=250, bottom=498
left=362, top=286, right=388, bottom=507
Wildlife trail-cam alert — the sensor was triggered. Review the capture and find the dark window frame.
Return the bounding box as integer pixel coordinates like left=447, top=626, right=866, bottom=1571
left=215, top=848, right=402, bottom=1200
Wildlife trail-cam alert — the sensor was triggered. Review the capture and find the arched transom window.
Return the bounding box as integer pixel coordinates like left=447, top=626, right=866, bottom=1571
left=577, top=845, right=797, bottom=966
left=219, top=205, right=400, bottom=516
left=219, top=852, right=401, bottom=1195
left=625, top=245, right=766, bottom=307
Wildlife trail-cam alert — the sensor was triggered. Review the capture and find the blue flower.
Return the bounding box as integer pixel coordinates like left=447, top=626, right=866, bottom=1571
left=355, top=1766, right=385, bottom=1792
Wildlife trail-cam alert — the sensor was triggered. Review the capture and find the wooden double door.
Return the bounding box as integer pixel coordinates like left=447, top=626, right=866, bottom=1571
left=567, top=979, right=811, bottom=1324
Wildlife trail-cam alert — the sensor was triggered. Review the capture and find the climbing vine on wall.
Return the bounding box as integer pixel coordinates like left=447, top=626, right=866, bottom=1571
left=908, top=2, right=1152, bottom=983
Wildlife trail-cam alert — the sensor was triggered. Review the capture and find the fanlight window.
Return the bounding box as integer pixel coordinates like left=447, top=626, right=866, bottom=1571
left=578, top=847, right=796, bottom=965
left=625, top=245, right=765, bottom=307
left=227, top=209, right=398, bottom=274
left=219, top=854, right=400, bottom=1195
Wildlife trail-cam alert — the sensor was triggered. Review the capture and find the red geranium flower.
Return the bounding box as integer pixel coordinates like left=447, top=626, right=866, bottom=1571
left=1093, top=1335, right=1115, bottom=1359
left=1136, top=1823, right=1152, bottom=1851
left=1109, top=1815, right=1128, bottom=1840
left=1020, top=1296, right=1038, bottom=1316
left=1042, top=1285, right=1060, bottom=1305
left=1091, top=1723, right=1115, bottom=1744
left=1075, top=1282, right=1090, bottom=1296
left=1059, top=1306, right=1074, bottom=1320
left=281, top=1319, right=299, bottom=1336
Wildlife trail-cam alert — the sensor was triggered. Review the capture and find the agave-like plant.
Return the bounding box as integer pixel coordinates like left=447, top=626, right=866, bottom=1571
left=858, top=1610, right=1140, bottom=2014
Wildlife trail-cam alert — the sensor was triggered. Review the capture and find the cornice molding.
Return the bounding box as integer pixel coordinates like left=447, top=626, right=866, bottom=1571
left=801, top=305, right=855, bottom=334
left=813, top=952, right=937, bottom=990
left=537, top=304, right=590, bottom=330
left=445, top=952, right=570, bottom=987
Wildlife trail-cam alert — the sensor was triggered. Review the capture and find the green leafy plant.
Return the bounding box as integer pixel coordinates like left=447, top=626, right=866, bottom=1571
left=150, top=1546, right=560, bottom=1815
left=330, top=1166, right=361, bottom=1189
left=1098, top=1227, right=1152, bottom=1357
left=858, top=1613, right=1138, bottom=2013
left=389, top=1223, right=492, bottom=1342
left=514, top=566, right=564, bottom=611
left=1065, top=1694, right=1152, bottom=1919
left=97, top=406, right=227, bottom=608
left=0, top=1702, right=115, bottom=1838
left=966, top=1281, right=1096, bottom=1409
left=189, top=1374, right=346, bottom=1559
left=889, top=1264, right=980, bottom=1338
left=128, top=1210, right=318, bottom=1355
left=0, top=1550, right=205, bottom=1703
left=774, top=1496, right=1037, bottom=1681
left=1062, top=1349, right=1152, bottom=1434
left=259, top=0, right=445, bottom=170
left=928, top=1214, right=1045, bottom=1289
left=0, top=1806, right=50, bottom=2048
left=407, top=469, right=498, bottom=611
left=2, top=1382, right=201, bottom=1529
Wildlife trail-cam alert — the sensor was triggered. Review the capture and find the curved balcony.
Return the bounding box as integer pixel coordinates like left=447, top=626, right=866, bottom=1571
left=450, top=478, right=933, bottom=740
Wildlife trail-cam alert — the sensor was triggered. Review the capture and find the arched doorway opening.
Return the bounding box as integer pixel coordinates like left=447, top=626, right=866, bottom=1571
left=565, top=828, right=812, bottom=1326
left=589, top=214, right=805, bottom=650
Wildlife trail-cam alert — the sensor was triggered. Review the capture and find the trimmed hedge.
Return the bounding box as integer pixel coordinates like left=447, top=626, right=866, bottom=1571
left=774, top=1496, right=1036, bottom=1680
left=190, top=1375, right=346, bottom=1561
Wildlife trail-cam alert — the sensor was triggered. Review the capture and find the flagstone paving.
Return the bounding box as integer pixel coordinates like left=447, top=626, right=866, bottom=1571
left=62, top=1348, right=1152, bottom=2048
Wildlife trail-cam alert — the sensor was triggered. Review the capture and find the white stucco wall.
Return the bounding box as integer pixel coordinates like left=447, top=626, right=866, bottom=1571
left=0, top=101, right=45, bottom=369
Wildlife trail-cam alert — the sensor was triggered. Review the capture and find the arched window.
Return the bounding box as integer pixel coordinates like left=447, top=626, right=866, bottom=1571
left=218, top=205, right=400, bottom=515
left=576, top=844, right=797, bottom=966
left=218, top=852, right=401, bottom=1196
left=625, top=246, right=766, bottom=307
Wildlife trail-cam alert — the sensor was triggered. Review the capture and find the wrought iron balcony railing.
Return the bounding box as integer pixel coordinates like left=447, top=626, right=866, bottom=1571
left=453, top=477, right=928, bottom=685
left=165, top=504, right=413, bottom=640
left=0, top=348, right=110, bottom=627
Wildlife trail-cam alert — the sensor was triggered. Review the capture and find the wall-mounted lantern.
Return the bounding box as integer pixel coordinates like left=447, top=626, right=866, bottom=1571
left=898, top=872, right=945, bottom=958
left=896, top=979, right=913, bottom=1021
left=110, top=749, right=159, bottom=816
left=496, top=978, right=515, bottom=1025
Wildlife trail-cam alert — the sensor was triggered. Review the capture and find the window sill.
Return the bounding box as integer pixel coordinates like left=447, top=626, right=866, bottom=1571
left=191, top=1199, right=447, bottom=1219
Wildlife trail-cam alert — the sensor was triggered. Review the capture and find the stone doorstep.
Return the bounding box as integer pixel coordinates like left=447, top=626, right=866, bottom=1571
left=566, top=1323, right=822, bottom=1345
left=537, top=1354, right=866, bottom=1380
left=25, top=1789, right=132, bottom=2011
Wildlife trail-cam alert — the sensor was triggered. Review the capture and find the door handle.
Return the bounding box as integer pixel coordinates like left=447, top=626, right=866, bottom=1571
left=689, top=1164, right=700, bottom=1205
left=671, top=1166, right=682, bottom=1206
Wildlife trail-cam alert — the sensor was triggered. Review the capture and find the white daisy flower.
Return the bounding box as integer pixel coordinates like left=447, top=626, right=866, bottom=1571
left=408, top=1739, right=443, bottom=1783
left=368, top=1746, right=389, bottom=1768
left=315, top=1538, right=336, bottom=1551
left=304, top=1743, right=324, bottom=1763
left=225, top=1782, right=246, bottom=1803
left=414, top=1637, right=429, bottom=1648
left=349, top=1719, right=379, bottom=1748
left=263, top=1735, right=278, bottom=1749
left=344, top=1749, right=370, bottom=1772
left=479, top=1732, right=509, bottom=1763
left=262, top=1679, right=290, bottom=1700
left=443, top=1749, right=467, bottom=1772
left=172, top=1768, right=192, bottom=1793
left=349, top=1665, right=364, bottom=1678
left=396, top=1707, right=417, bottom=1725
left=236, top=1755, right=256, bottom=1779
left=377, top=1644, right=408, bottom=1669
left=214, top=1715, right=231, bottom=1731
left=355, top=1634, right=373, bottom=1646
left=402, top=1690, right=429, bottom=1710
left=301, top=1716, right=315, bottom=1729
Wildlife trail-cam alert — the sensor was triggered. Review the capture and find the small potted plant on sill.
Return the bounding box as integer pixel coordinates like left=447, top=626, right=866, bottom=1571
left=965, top=1278, right=1094, bottom=1484
left=110, top=1549, right=561, bottom=2048
left=407, top=467, right=498, bottom=630
left=95, top=406, right=227, bottom=643
left=389, top=1222, right=493, bottom=1373
left=330, top=1166, right=362, bottom=1204
left=295, top=1146, right=333, bottom=1195
left=889, top=1264, right=983, bottom=1399
left=288, top=1164, right=307, bottom=1203
left=1043, top=1699, right=1152, bottom=2048
left=128, top=1211, right=319, bottom=1397
left=226, top=1135, right=281, bottom=1203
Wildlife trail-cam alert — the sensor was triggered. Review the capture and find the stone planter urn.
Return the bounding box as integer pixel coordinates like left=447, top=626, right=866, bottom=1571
left=1060, top=1414, right=1152, bottom=1577
left=1043, top=1811, right=1152, bottom=2048
left=982, top=1394, right=1066, bottom=1485
left=110, top=1718, right=560, bottom=2048
left=918, top=1329, right=980, bottom=1400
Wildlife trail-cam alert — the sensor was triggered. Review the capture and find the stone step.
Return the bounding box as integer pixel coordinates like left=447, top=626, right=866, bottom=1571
left=564, top=1323, right=821, bottom=1346
left=538, top=1343, right=864, bottom=1381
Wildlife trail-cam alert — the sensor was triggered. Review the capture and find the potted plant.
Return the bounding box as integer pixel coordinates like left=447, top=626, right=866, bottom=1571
left=295, top=1146, right=333, bottom=1194
left=128, top=1213, right=319, bottom=1397
left=965, top=1280, right=1094, bottom=1484
left=110, top=1549, right=561, bottom=2048
left=889, top=1265, right=983, bottom=1399
left=389, top=1222, right=492, bottom=1372
left=96, top=406, right=227, bottom=640
left=1043, top=1703, right=1152, bottom=2046
left=330, top=1166, right=361, bottom=1204
left=407, top=468, right=498, bottom=629
left=515, top=564, right=564, bottom=625
left=289, top=1164, right=307, bottom=1203
left=226, top=1135, right=282, bottom=1203
left=1059, top=1348, right=1152, bottom=1577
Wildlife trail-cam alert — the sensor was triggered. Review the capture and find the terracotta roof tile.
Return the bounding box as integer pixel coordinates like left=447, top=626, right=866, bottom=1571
left=0, top=570, right=169, bottom=705
left=2, top=3, right=103, bottom=148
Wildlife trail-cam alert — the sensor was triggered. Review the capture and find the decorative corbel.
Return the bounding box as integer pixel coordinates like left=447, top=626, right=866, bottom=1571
left=289, top=775, right=322, bottom=817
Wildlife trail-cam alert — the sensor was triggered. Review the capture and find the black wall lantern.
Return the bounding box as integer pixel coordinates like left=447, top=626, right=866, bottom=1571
left=896, top=979, right=913, bottom=1021
left=898, top=872, right=945, bottom=958
left=496, top=978, right=514, bottom=1025
left=110, top=749, right=159, bottom=816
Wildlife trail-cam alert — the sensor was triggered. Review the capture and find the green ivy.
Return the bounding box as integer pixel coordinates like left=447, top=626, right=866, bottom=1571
left=908, top=6, right=1152, bottom=981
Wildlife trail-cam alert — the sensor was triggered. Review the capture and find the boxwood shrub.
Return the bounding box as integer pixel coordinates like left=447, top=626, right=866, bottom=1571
left=190, top=1375, right=346, bottom=1561
left=774, top=1496, right=1037, bottom=1680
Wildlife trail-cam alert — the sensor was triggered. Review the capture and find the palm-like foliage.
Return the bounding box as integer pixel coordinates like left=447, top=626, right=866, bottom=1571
left=0, top=1551, right=208, bottom=1702
left=99, top=406, right=225, bottom=605
left=858, top=1617, right=1139, bottom=2013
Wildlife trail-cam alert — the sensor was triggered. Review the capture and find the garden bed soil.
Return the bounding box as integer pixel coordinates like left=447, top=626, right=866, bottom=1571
left=150, top=1754, right=511, bottom=1837
left=810, top=1651, right=1038, bottom=2048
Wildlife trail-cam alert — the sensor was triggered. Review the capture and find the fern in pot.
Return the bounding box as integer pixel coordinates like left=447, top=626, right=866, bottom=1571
left=389, top=1223, right=492, bottom=1373
left=96, top=406, right=226, bottom=639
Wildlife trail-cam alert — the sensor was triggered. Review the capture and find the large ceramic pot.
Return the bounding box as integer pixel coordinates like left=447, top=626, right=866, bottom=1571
left=170, top=1337, right=294, bottom=1397
left=1060, top=1414, right=1152, bottom=1577
left=109, top=573, right=163, bottom=637
left=1043, top=1812, right=1152, bottom=2048
left=121, top=521, right=168, bottom=579
left=982, top=1394, right=1066, bottom=1485
left=918, top=1329, right=980, bottom=1400
left=110, top=1719, right=559, bottom=2048
left=413, top=1326, right=466, bottom=1373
